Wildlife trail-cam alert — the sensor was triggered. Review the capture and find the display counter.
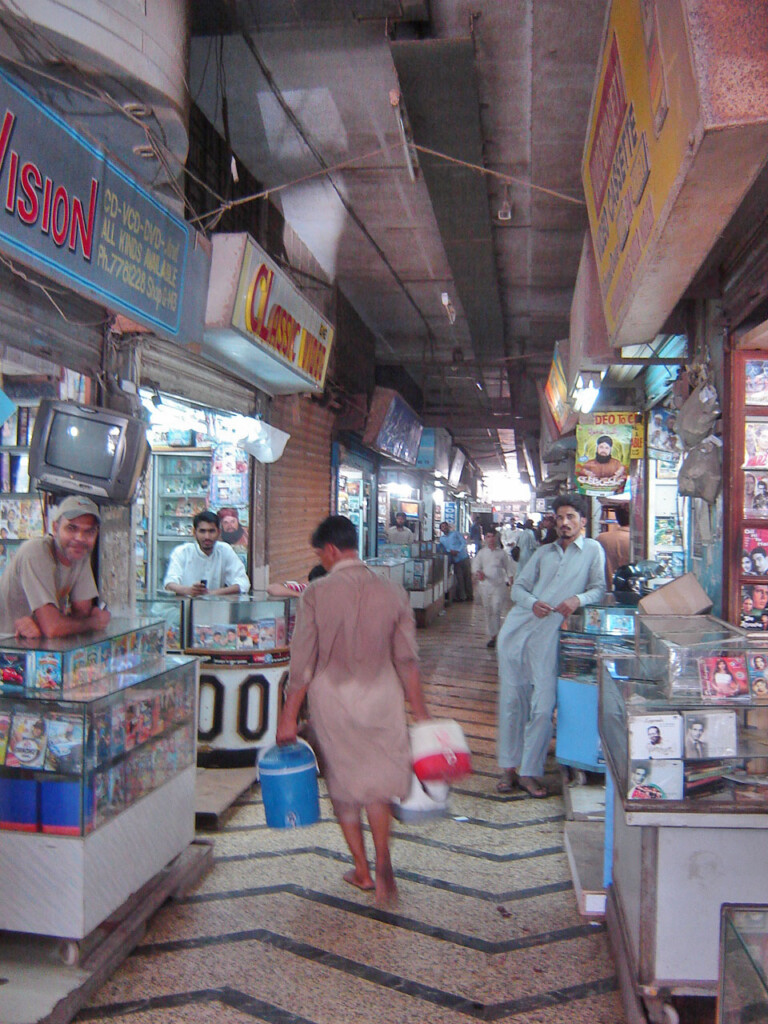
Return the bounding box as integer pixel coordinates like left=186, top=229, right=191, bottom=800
left=598, top=634, right=768, bottom=1020
left=718, top=906, right=768, bottom=1024
left=0, top=620, right=198, bottom=941
left=136, top=595, right=295, bottom=767
left=403, top=552, right=447, bottom=626
left=557, top=604, right=637, bottom=778
left=365, top=556, right=407, bottom=586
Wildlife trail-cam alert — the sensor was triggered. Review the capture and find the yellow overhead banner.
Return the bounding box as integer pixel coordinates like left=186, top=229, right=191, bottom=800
left=582, top=0, right=697, bottom=343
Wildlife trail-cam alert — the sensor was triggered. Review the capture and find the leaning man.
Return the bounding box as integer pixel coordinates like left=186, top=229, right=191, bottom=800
left=0, top=495, right=111, bottom=639
left=164, top=509, right=250, bottom=597
left=496, top=493, right=605, bottom=798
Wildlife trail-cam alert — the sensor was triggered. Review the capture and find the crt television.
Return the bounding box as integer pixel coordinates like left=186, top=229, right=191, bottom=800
left=29, top=399, right=150, bottom=504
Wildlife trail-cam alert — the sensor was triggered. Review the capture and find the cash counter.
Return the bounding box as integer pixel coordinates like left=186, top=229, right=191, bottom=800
left=137, top=594, right=295, bottom=767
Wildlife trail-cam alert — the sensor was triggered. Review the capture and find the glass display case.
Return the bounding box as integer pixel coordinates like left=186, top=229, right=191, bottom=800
left=556, top=605, right=637, bottom=776
left=635, top=614, right=747, bottom=696
left=599, top=648, right=768, bottom=810
left=0, top=617, right=166, bottom=694
left=135, top=597, right=186, bottom=651
left=188, top=596, right=292, bottom=665
left=0, top=654, right=196, bottom=836
left=404, top=554, right=446, bottom=591
left=718, top=906, right=768, bottom=1024
left=365, top=557, right=407, bottom=586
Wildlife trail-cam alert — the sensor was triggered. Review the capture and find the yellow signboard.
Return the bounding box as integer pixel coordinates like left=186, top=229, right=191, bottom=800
left=582, top=0, right=697, bottom=342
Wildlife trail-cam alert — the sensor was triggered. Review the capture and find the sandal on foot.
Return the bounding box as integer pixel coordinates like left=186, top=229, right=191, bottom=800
left=496, top=770, right=518, bottom=794
left=518, top=776, right=547, bottom=799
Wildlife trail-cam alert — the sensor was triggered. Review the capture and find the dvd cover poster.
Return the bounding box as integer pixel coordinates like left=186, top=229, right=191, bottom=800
left=628, top=713, right=683, bottom=760
left=91, top=708, right=112, bottom=762
left=32, top=652, right=61, bottom=690
left=740, top=584, right=768, bottom=630
left=683, top=710, right=738, bottom=759
left=44, top=714, right=84, bottom=773
left=6, top=712, right=47, bottom=768
left=258, top=618, right=276, bottom=650
left=627, top=759, right=684, bottom=800
left=110, top=703, right=126, bottom=757
left=0, top=710, right=11, bottom=762
left=0, top=651, right=27, bottom=689
left=697, top=655, right=750, bottom=700
left=69, top=648, right=87, bottom=687
left=747, top=650, right=768, bottom=698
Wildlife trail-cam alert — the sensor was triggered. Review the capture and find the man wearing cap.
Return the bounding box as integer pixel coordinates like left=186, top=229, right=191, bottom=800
left=164, top=509, right=250, bottom=598
left=576, top=435, right=628, bottom=485
left=0, top=495, right=111, bottom=639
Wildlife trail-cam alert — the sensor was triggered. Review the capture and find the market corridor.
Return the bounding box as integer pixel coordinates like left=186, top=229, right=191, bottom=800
left=77, top=600, right=624, bottom=1024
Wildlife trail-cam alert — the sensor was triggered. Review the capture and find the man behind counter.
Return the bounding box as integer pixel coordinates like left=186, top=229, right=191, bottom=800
left=0, top=494, right=111, bottom=639
left=164, top=509, right=250, bottom=598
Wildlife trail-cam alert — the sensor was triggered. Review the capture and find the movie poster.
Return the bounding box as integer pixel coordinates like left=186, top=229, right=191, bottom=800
left=575, top=419, right=633, bottom=496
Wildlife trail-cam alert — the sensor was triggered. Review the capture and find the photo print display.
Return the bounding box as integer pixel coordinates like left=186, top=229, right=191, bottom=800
left=627, top=759, right=684, bottom=800
left=744, top=421, right=768, bottom=469
left=745, top=360, right=768, bottom=407
left=683, top=710, right=738, bottom=759
left=628, top=713, right=683, bottom=760
left=747, top=650, right=768, bottom=698
left=744, top=471, right=768, bottom=518
left=741, top=584, right=768, bottom=631
left=742, top=527, right=768, bottom=577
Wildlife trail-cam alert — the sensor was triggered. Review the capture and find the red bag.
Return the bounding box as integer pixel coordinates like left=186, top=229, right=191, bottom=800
left=410, top=719, right=472, bottom=782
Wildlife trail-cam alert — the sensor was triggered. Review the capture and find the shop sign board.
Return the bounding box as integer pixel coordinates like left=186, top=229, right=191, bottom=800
left=0, top=68, right=209, bottom=343
left=543, top=342, right=574, bottom=435
left=415, top=427, right=451, bottom=476
left=205, top=233, right=334, bottom=396
left=582, top=0, right=768, bottom=346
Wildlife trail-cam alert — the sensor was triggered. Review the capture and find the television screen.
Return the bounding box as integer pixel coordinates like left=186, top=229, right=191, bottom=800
left=46, top=413, right=121, bottom=480
left=29, top=399, right=149, bottom=503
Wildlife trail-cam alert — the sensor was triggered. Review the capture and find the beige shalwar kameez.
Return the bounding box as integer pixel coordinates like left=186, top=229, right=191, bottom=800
left=286, top=559, right=419, bottom=808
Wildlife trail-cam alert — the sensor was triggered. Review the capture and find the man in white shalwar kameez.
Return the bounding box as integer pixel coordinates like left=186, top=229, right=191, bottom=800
left=496, top=494, right=605, bottom=798
left=472, top=528, right=513, bottom=648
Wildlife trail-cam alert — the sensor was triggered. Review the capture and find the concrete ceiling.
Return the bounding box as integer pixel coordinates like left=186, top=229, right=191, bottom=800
left=189, top=0, right=608, bottom=478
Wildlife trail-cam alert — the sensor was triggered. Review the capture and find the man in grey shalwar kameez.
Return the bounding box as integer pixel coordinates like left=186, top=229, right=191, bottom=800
left=496, top=493, right=605, bottom=798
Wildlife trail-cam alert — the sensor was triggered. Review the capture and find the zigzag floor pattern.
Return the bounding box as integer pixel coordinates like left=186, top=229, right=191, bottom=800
left=76, top=599, right=626, bottom=1024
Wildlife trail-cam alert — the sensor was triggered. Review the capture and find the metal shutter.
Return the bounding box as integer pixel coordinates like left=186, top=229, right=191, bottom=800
left=267, top=396, right=334, bottom=584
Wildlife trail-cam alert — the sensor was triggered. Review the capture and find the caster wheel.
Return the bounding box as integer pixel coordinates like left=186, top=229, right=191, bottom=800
left=662, top=1004, right=679, bottom=1024
left=57, top=940, right=80, bottom=966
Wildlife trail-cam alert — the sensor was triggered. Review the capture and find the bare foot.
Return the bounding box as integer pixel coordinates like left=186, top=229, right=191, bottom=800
left=374, top=865, right=399, bottom=908
left=343, top=869, right=375, bottom=891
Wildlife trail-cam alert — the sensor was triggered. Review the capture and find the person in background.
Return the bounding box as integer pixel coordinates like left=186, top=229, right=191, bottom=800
left=276, top=515, right=430, bottom=906
left=0, top=495, right=111, bottom=639
left=500, top=520, right=520, bottom=552
left=597, top=502, right=631, bottom=589
left=495, top=493, right=605, bottom=798
left=468, top=513, right=483, bottom=553
left=538, top=513, right=558, bottom=545
left=164, top=510, right=250, bottom=598
left=267, top=564, right=327, bottom=598
left=515, top=519, right=539, bottom=571
left=472, top=528, right=514, bottom=648
left=386, top=512, right=414, bottom=545
left=438, top=521, right=473, bottom=602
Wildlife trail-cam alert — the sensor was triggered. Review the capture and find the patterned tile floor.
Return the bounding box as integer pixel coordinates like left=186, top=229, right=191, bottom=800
left=76, top=599, right=629, bottom=1024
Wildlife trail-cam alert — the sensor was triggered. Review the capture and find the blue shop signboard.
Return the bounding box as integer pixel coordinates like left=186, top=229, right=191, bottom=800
left=0, top=68, right=210, bottom=343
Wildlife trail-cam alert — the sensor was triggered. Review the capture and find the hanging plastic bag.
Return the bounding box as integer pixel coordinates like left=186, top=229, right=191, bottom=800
left=678, top=435, right=723, bottom=504
left=236, top=418, right=291, bottom=463
left=675, top=383, right=720, bottom=450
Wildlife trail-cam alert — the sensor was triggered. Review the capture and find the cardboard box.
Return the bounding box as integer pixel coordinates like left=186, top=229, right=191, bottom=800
left=638, top=573, right=713, bottom=617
